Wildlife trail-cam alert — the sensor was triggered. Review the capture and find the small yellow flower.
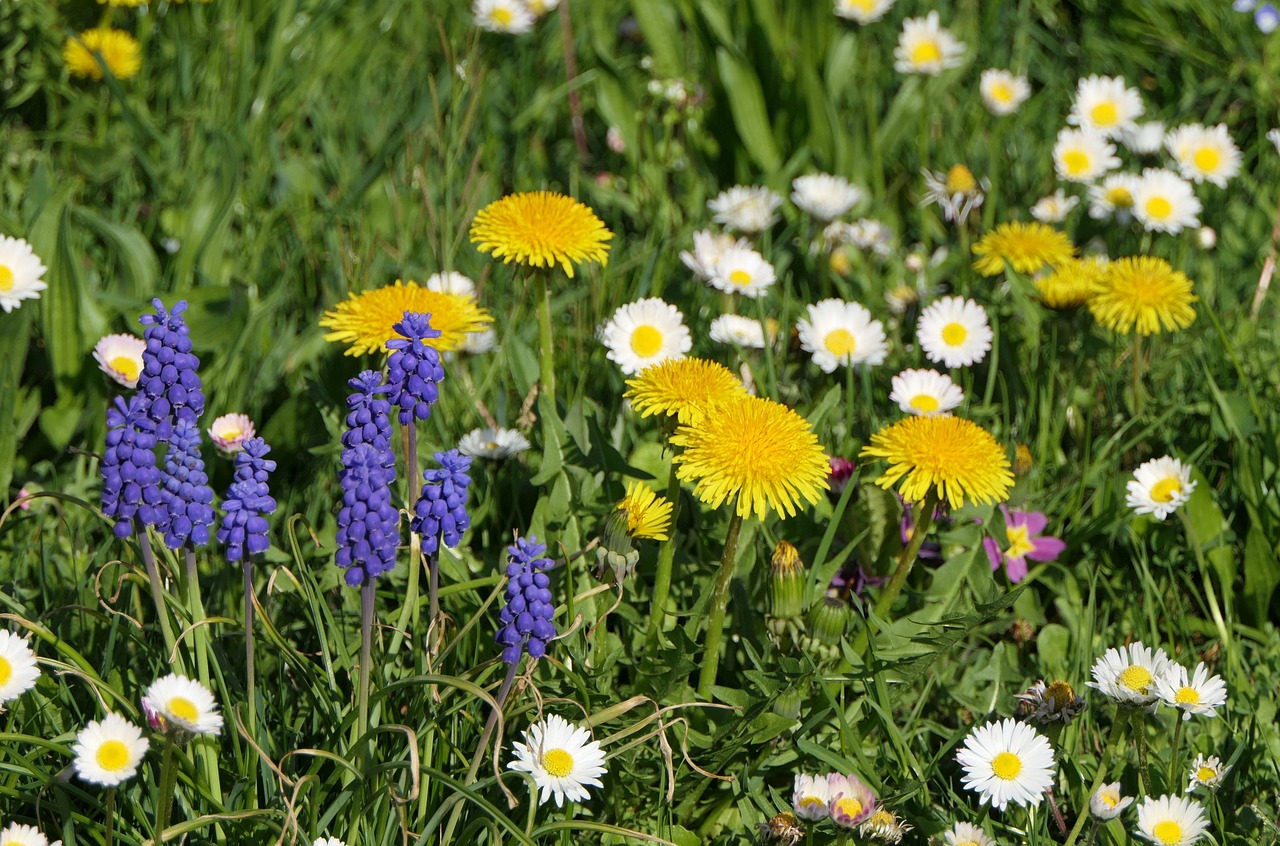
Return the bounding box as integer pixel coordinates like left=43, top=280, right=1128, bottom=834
left=319, top=280, right=493, bottom=356
left=1036, top=256, right=1109, bottom=309
left=1088, top=256, right=1196, bottom=336
left=63, top=29, right=142, bottom=81
left=618, top=482, right=673, bottom=541
left=470, top=191, right=612, bottom=278
left=972, top=222, right=1076, bottom=277
left=624, top=357, right=747, bottom=425
left=860, top=416, right=1013, bottom=509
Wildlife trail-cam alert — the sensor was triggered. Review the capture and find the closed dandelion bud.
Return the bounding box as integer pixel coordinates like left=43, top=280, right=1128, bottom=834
left=769, top=540, right=806, bottom=622
left=1015, top=444, right=1034, bottom=476
left=594, top=508, right=640, bottom=582
left=809, top=594, right=850, bottom=646
left=772, top=685, right=806, bottom=721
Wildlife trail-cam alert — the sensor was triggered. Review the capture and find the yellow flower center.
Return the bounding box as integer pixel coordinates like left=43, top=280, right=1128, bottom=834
left=909, top=393, right=939, bottom=413
left=1045, top=680, right=1076, bottom=708
left=541, top=747, right=575, bottom=778
left=1175, top=686, right=1200, bottom=706
left=1193, top=147, right=1220, bottom=173
left=0, top=656, right=11, bottom=686
left=1145, top=197, right=1173, bottom=220
left=835, top=797, right=863, bottom=818
left=1196, top=766, right=1216, bottom=782
left=941, top=322, right=968, bottom=346
left=798, top=796, right=825, bottom=810
left=1063, top=150, right=1091, bottom=176
left=1150, top=477, right=1182, bottom=503
left=729, top=269, right=753, bottom=287
left=1152, top=820, right=1182, bottom=845
left=957, top=841, right=980, bottom=846
left=869, top=810, right=893, bottom=826
left=486, top=441, right=499, bottom=451
left=1004, top=524, right=1035, bottom=560
left=630, top=325, right=664, bottom=358
left=847, top=0, right=876, bottom=10
left=110, top=355, right=141, bottom=382
left=1119, top=665, right=1153, bottom=692
left=991, top=751, right=1022, bottom=780
left=910, top=40, right=942, bottom=66
left=219, top=427, right=244, bottom=442
left=0, top=265, right=13, bottom=292
left=96, top=739, right=131, bottom=771
left=946, top=165, right=977, bottom=194
left=1101, top=792, right=1118, bottom=808
left=991, top=82, right=1013, bottom=103
left=1106, top=187, right=1134, bottom=208
left=823, top=328, right=857, bottom=357
left=492, top=7, right=514, bottom=25
left=1090, top=102, right=1119, bottom=126
left=168, top=696, right=200, bottom=724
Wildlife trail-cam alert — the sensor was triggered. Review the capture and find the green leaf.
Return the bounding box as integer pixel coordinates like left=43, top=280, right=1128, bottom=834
left=715, top=48, right=782, bottom=173
left=1242, top=523, right=1279, bottom=626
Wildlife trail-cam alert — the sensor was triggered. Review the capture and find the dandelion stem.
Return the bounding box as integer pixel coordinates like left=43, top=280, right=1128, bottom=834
left=535, top=272, right=556, bottom=404
left=696, top=508, right=745, bottom=699
left=1131, top=333, right=1144, bottom=415
left=1063, top=709, right=1129, bottom=846
left=138, top=524, right=178, bottom=663
left=851, top=493, right=938, bottom=657
left=646, top=459, right=683, bottom=648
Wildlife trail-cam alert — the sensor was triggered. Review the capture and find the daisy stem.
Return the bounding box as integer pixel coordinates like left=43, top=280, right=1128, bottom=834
left=1083, top=822, right=1098, bottom=846
left=155, top=737, right=178, bottom=842
left=535, top=271, right=557, bottom=405
left=852, top=493, right=938, bottom=657
left=1167, top=714, right=1184, bottom=791
left=696, top=509, right=745, bottom=699
left=1131, top=333, right=1144, bottom=415
left=137, top=524, right=178, bottom=666
left=105, top=786, right=116, bottom=846
left=646, top=459, right=683, bottom=648
left=1135, top=713, right=1151, bottom=797
left=1062, top=709, right=1129, bottom=846
left=357, top=578, right=375, bottom=768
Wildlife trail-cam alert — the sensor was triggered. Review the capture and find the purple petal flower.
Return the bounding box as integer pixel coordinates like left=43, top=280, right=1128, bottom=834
left=987, top=506, right=1065, bottom=583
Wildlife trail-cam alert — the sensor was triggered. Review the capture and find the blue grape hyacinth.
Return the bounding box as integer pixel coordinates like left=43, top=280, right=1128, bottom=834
left=158, top=418, right=216, bottom=550
left=137, top=299, right=205, bottom=437
left=336, top=443, right=400, bottom=587
left=218, top=437, right=277, bottom=562
left=495, top=535, right=556, bottom=664
left=411, top=449, right=472, bottom=556
left=101, top=395, right=166, bottom=538
left=385, top=312, right=445, bottom=425
left=343, top=370, right=395, bottom=459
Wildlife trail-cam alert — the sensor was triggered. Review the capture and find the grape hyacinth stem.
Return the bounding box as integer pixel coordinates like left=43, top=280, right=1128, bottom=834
left=243, top=557, right=257, bottom=741
left=697, top=508, right=745, bottom=699
left=138, top=524, right=178, bottom=663
left=358, top=579, right=376, bottom=768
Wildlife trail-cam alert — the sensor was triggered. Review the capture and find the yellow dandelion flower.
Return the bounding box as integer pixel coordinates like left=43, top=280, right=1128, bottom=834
left=1036, top=256, right=1109, bottom=309
left=319, top=280, right=493, bottom=356
left=469, top=191, right=612, bottom=278
left=618, top=482, right=673, bottom=541
left=671, top=395, right=829, bottom=520
left=859, top=416, right=1013, bottom=509
left=972, top=222, right=1076, bottom=277
left=63, top=29, right=142, bottom=82
left=624, top=358, right=747, bottom=426
left=1088, top=256, right=1197, bottom=336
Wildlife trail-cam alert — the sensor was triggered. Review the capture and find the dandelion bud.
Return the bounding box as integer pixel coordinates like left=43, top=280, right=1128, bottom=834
left=808, top=594, right=850, bottom=646
left=769, top=541, right=806, bottom=622
left=1015, top=444, right=1034, bottom=476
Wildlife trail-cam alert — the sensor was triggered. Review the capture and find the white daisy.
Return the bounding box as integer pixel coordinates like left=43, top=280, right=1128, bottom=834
left=792, top=773, right=831, bottom=820
left=1165, top=124, right=1242, bottom=188
left=425, top=271, right=477, bottom=298
left=472, top=0, right=535, bottom=34
left=0, top=236, right=49, bottom=314
left=1068, top=75, right=1144, bottom=138
left=709, top=314, right=768, bottom=348
left=796, top=299, right=888, bottom=372
left=680, top=229, right=750, bottom=280
left=956, top=718, right=1056, bottom=811
left=142, top=673, right=223, bottom=736
left=980, top=69, right=1030, bottom=116
left=791, top=174, right=863, bottom=222
left=1120, top=121, right=1167, bottom=155
left=917, top=296, right=993, bottom=368
left=1054, top=128, right=1120, bottom=183
left=92, top=333, right=147, bottom=390
left=826, top=773, right=876, bottom=827
left=313, top=839, right=347, bottom=846
left=1269, top=127, right=1280, bottom=154
left=921, top=166, right=986, bottom=225
left=893, top=12, right=966, bottom=76
left=1031, top=189, right=1080, bottom=223
left=1154, top=662, right=1227, bottom=720
left=707, top=246, right=776, bottom=298
left=1126, top=455, right=1196, bottom=521
left=1090, top=782, right=1134, bottom=820
left=1196, top=226, right=1217, bottom=250
left=833, top=0, right=895, bottom=25
left=525, top=0, right=559, bottom=15
left=828, top=219, right=895, bottom=256
left=1135, top=794, right=1209, bottom=846
left=1088, top=173, right=1140, bottom=221
left=1087, top=641, right=1173, bottom=706
left=1186, top=754, right=1230, bottom=791
left=0, top=824, right=60, bottom=846
left=458, top=427, right=530, bottom=460
left=461, top=328, right=498, bottom=354
left=598, top=298, right=691, bottom=375
left=508, top=714, right=608, bottom=807
left=1132, top=169, right=1201, bottom=235
left=889, top=368, right=963, bottom=416
left=0, top=629, right=40, bottom=703
left=943, top=821, right=996, bottom=846
left=208, top=413, right=255, bottom=455
left=71, top=712, right=149, bottom=786
left=707, top=185, right=783, bottom=234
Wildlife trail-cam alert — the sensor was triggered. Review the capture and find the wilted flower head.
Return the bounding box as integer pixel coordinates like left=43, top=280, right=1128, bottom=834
left=1187, top=754, right=1230, bottom=791
left=1015, top=679, right=1086, bottom=725
left=708, top=185, right=783, bottom=233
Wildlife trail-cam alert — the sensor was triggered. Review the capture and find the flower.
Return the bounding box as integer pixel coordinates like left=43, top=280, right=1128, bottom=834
left=385, top=312, right=446, bottom=424
left=972, top=222, right=1075, bottom=277
left=769, top=541, right=805, bottom=621
left=1186, top=754, right=1230, bottom=791
left=217, top=437, right=277, bottom=563
left=460, top=328, right=498, bottom=354
left=63, top=29, right=141, bottom=81
left=834, top=0, right=895, bottom=25
left=0, top=236, right=48, bottom=314
left=101, top=395, right=166, bottom=538
left=792, top=773, right=831, bottom=820
left=889, top=368, right=963, bottom=416
left=831, top=218, right=895, bottom=255
left=509, top=714, right=607, bottom=807
left=1271, top=127, right=1280, bottom=154
left=922, top=165, right=986, bottom=226
left=916, top=296, right=994, bottom=368
left=470, top=191, right=611, bottom=276
left=791, top=174, right=863, bottom=222
left=526, top=0, right=559, bottom=15
left=1134, top=794, right=1209, bottom=846
left=458, top=426, right=530, bottom=460
left=1258, top=3, right=1280, bottom=31
left=320, top=280, right=492, bottom=356
left=0, top=823, right=60, bottom=846
left=71, top=712, right=148, bottom=786
left=1196, top=226, right=1217, bottom=250
left=425, top=271, right=476, bottom=298
left=93, top=333, right=146, bottom=389
left=598, top=298, right=692, bottom=376
left=983, top=507, right=1066, bottom=583
left=411, top=450, right=473, bottom=556
left=0, top=630, right=40, bottom=703
left=313, top=838, right=347, bottom=846
left=980, top=69, right=1030, bottom=115
left=827, top=773, right=876, bottom=827
left=757, top=814, right=805, bottom=846
left=138, top=299, right=205, bottom=435
left=624, top=357, right=746, bottom=426
left=680, top=230, right=752, bottom=280
left=1015, top=679, right=1086, bottom=725
left=1087, top=641, right=1173, bottom=705
left=943, top=822, right=996, bottom=846
left=143, top=673, right=223, bottom=736
left=860, top=415, right=1013, bottom=509
left=709, top=314, right=769, bottom=348
left=496, top=536, right=557, bottom=663
left=1121, top=122, right=1167, bottom=155
left=472, top=0, right=535, bottom=34
left=1088, top=173, right=1140, bottom=220
left=1089, top=256, right=1196, bottom=335
left=157, top=419, right=216, bottom=551
left=208, top=413, right=255, bottom=454
left=957, top=718, right=1056, bottom=810
left=617, top=482, right=673, bottom=541
left=796, top=299, right=888, bottom=372
left=707, top=185, right=783, bottom=233
left=894, top=12, right=965, bottom=75
left=1053, top=128, right=1120, bottom=183
left=336, top=443, right=400, bottom=586
left=1036, top=256, right=1108, bottom=309
left=1154, top=662, right=1227, bottom=720
left=1068, top=75, right=1144, bottom=138
left=859, top=809, right=912, bottom=843
left=342, top=371, right=395, bottom=455
left=671, top=395, right=829, bottom=520
left=1165, top=123, right=1242, bottom=188
left=1031, top=190, right=1080, bottom=223
left=707, top=246, right=777, bottom=298
left=1090, top=782, right=1134, bottom=820
left=1132, top=168, right=1201, bottom=234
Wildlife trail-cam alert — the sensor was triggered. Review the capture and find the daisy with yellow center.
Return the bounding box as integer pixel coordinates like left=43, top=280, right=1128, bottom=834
left=0, top=630, right=40, bottom=704
left=1186, top=754, right=1230, bottom=791
left=796, top=299, right=888, bottom=372
left=0, top=823, right=58, bottom=846
left=472, top=0, right=536, bottom=35
left=1126, top=456, right=1197, bottom=521
left=859, top=415, right=1012, bottom=509
left=624, top=358, right=746, bottom=426
left=208, top=413, right=255, bottom=454
left=1088, top=256, right=1196, bottom=336
left=1068, top=75, right=1144, bottom=138
left=1154, top=662, right=1227, bottom=720
left=834, top=0, right=895, bottom=25
left=858, top=808, right=913, bottom=843
left=980, top=69, right=1030, bottom=116
left=599, top=298, right=692, bottom=376
left=509, top=714, right=608, bottom=807
left=617, top=482, right=673, bottom=541
left=1088, top=172, right=1140, bottom=221
left=971, top=222, right=1075, bottom=277
left=943, top=821, right=996, bottom=846
left=320, top=280, right=492, bottom=356
left=1087, top=641, right=1172, bottom=705
left=956, top=718, right=1056, bottom=810
left=0, top=235, right=49, bottom=314
left=792, top=773, right=832, bottom=820
left=893, top=12, right=965, bottom=75
left=72, top=712, right=149, bottom=786
left=469, top=191, right=611, bottom=278
left=827, top=773, right=876, bottom=828
left=1132, top=168, right=1201, bottom=234
left=1036, top=256, right=1108, bottom=309
left=92, top=333, right=147, bottom=389
left=142, top=673, right=223, bottom=735
left=1089, top=782, right=1134, bottom=820
left=1135, top=794, right=1209, bottom=846
left=708, top=246, right=776, bottom=298
left=63, top=29, right=142, bottom=81
left=1054, top=128, right=1120, bottom=183
left=889, top=368, right=963, bottom=417
left=916, top=296, right=994, bottom=368
left=1165, top=123, right=1242, bottom=188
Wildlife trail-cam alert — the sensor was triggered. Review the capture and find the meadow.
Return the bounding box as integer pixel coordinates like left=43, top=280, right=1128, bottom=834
left=2, top=0, right=1280, bottom=844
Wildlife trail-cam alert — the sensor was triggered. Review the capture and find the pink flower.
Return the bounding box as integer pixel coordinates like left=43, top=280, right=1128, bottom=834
left=983, top=507, right=1065, bottom=583
left=826, top=772, right=876, bottom=827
